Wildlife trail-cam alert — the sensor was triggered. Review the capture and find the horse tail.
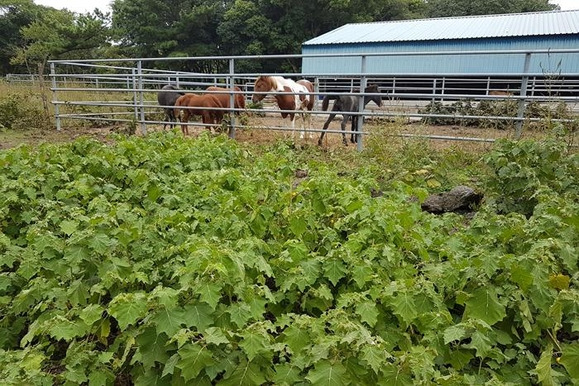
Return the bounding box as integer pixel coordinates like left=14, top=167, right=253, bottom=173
left=322, top=95, right=339, bottom=111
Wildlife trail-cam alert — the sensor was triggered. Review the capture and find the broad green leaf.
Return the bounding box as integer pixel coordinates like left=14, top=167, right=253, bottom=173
left=49, top=316, right=89, bottom=340
left=290, top=216, right=307, bottom=237
left=510, top=264, right=534, bottom=291
left=391, top=291, right=418, bottom=324
left=352, top=264, right=373, bottom=288
left=324, top=259, right=347, bottom=286
left=79, top=304, right=104, bottom=326
left=273, top=363, right=302, bottom=385
left=447, top=349, right=474, bottom=370
left=306, top=360, right=347, bottom=386
left=108, top=292, right=148, bottom=330
left=60, top=220, right=78, bottom=235
left=227, top=302, right=252, bottom=328
left=239, top=330, right=270, bottom=360
left=152, top=307, right=187, bottom=337
left=464, top=331, right=492, bottom=359
left=88, top=371, right=112, bottom=386
left=204, top=327, right=229, bottom=346
left=361, top=344, right=390, bottom=374
left=161, top=353, right=179, bottom=378
left=283, top=324, right=310, bottom=353
left=219, top=358, right=266, bottom=386
left=443, top=325, right=467, bottom=344
left=89, top=233, right=114, bottom=254
left=560, top=342, right=579, bottom=381
left=196, top=283, right=222, bottom=310
left=183, top=303, right=214, bottom=331
left=136, top=327, right=170, bottom=369
left=378, top=363, right=413, bottom=386
left=463, top=287, right=506, bottom=326
left=534, top=344, right=554, bottom=386
left=176, top=343, right=215, bottom=382
left=356, top=300, right=379, bottom=327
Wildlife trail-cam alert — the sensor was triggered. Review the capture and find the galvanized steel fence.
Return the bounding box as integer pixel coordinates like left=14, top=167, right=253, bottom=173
left=47, top=49, right=579, bottom=150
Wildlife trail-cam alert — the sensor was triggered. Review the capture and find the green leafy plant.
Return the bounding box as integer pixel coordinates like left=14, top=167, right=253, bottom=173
left=0, top=92, right=48, bottom=130
left=0, top=133, right=577, bottom=385
left=483, top=137, right=578, bottom=216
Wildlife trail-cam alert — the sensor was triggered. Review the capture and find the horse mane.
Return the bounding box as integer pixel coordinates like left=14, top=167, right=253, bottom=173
left=256, top=76, right=277, bottom=92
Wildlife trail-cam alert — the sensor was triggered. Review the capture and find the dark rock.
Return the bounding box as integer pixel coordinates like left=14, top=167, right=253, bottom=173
left=295, top=169, right=308, bottom=178
left=370, top=188, right=383, bottom=198
left=421, top=185, right=483, bottom=214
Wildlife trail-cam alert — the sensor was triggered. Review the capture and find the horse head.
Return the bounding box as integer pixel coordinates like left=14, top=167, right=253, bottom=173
left=365, top=84, right=382, bottom=107
left=252, top=76, right=274, bottom=103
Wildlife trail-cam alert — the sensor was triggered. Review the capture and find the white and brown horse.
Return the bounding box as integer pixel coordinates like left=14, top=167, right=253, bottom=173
left=252, top=76, right=314, bottom=139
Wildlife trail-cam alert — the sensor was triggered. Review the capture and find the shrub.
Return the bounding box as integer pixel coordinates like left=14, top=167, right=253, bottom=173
left=483, top=137, right=578, bottom=216
left=0, top=92, right=48, bottom=130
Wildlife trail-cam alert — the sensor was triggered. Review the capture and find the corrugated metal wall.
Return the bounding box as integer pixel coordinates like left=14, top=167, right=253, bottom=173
left=301, top=36, right=579, bottom=75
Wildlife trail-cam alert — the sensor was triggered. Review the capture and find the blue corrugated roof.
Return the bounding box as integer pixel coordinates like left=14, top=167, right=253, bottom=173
left=303, top=10, right=579, bottom=45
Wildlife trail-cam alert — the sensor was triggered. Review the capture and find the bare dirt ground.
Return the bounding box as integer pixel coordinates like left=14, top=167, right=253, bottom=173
left=0, top=113, right=545, bottom=153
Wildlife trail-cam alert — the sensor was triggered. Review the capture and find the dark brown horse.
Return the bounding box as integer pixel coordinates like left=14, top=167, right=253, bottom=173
left=318, top=84, right=382, bottom=146
left=174, top=93, right=224, bottom=135
left=252, top=76, right=314, bottom=139
left=205, top=86, right=246, bottom=115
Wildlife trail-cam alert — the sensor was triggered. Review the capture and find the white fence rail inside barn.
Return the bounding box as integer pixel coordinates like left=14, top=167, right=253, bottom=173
left=48, top=49, right=579, bottom=150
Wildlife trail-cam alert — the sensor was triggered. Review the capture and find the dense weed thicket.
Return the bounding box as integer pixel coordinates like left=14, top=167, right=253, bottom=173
left=0, top=132, right=577, bottom=385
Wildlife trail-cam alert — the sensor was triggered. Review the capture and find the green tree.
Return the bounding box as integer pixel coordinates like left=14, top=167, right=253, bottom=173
left=111, top=0, right=227, bottom=72
left=12, top=9, right=111, bottom=75
left=217, top=0, right=426, bottom=72
left=0, top=0, right=41, bottom=75
left=427, top=0, right=558, bottom=17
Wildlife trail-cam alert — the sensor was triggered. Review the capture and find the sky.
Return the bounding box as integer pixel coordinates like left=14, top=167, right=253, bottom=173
left=34, top=0, right=112, bottom=13
left=33, top=0, right=579, bottom=13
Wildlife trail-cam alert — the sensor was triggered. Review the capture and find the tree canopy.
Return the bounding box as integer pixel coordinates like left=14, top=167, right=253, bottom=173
left=0, top=0, right=562, bottom=75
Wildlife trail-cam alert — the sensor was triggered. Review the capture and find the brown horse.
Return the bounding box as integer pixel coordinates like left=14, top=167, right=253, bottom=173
left=174, top=93, right=224, bottom=135
left=252, top=76, right=314, bottom=139
left=205, top=86, right=246, bottom=115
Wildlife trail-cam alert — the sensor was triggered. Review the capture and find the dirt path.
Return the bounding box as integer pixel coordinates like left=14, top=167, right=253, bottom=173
left=0, top=113, right=542, bottom=152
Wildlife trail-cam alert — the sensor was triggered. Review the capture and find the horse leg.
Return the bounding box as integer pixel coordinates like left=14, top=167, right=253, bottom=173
left=307, top=110, right=313, bottom=139
left=318, top=113, right=336, bottom=146
left=299, top=110, right=306, bottom=139
left=163, top=109, right=169, bottom=130
left=341, top=115, right=350, bottom=146
left=181, top=109, right=190, bottom=135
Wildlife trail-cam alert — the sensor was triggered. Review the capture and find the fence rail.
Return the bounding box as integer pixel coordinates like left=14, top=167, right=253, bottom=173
left=47, top=49, right=579, bottom=150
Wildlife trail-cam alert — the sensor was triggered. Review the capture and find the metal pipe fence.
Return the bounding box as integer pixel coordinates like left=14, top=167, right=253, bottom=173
left=47, top=49, right=579, bottom=149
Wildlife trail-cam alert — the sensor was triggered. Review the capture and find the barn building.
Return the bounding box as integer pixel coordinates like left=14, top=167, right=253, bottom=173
left=301, top=10, right=579, bottom=96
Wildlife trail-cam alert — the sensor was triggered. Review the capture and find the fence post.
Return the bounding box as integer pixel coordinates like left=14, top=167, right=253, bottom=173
left=49, top=62, right=61, bottom=131
left=228, top=58, right=236, bottom=139
left=515, top=52, right=531, bottom=139
left=314, top=77, right=320, bottom=111
left=136, top=60, right=147, bottom=135
left=132, top=68, right=138, bottom=125
left=356, top=55, right=367, bottom=151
